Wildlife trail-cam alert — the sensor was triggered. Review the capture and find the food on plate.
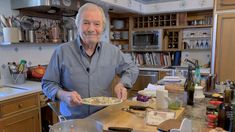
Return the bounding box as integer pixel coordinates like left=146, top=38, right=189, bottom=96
left=82, top=96, right=122, bottom=106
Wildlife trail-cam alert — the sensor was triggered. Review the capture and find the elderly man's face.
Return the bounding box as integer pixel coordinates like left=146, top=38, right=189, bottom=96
left=79, top=8, right=104, bottom=45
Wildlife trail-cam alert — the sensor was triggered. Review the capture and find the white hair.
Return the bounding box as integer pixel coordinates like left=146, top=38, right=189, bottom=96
left=75, top=3, right=106, bottom=31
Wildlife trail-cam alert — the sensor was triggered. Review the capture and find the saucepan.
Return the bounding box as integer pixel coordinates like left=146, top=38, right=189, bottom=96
left=47, top=102, right=103, bottom=132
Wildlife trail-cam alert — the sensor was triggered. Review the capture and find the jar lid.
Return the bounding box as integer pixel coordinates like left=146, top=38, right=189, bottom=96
left=207, top=114, right=217, bottom=121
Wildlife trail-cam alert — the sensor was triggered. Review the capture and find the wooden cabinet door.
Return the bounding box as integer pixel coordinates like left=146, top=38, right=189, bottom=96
left=215, top=13, right=235, bottom=81
left=217, top=0, right=235, bottom=10
left=0, top=109, right=40, bottom=132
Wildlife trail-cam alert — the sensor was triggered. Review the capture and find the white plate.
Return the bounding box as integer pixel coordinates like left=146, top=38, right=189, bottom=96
left=82, top=96, right=123, bottom=106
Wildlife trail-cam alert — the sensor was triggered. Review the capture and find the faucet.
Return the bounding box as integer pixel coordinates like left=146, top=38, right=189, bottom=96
left=184, top=58, right=199, bottom=68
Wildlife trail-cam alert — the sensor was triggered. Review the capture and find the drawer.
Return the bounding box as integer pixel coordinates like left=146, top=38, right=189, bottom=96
left=0, top=93, right=39, bottom=117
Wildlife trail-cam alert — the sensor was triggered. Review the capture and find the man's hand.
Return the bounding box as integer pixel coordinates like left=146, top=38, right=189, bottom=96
left=56, top=90, right=82, bottom=107
left=114, top=83, right=128, bottom=100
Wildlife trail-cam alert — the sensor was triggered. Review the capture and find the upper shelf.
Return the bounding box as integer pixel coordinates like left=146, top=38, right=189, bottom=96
left=0, top=42, right=62, bottom=46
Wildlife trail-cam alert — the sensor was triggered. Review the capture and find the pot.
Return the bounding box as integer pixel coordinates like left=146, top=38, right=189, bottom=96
left=49, top=118, right=103, bottom=132
left=31, top=65, right=46, bottom=79
left=47, top=102, right=103, bottom=132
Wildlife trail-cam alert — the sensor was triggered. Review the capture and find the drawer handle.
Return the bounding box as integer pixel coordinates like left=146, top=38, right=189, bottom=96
left=18, top=104, right=23, bottom=108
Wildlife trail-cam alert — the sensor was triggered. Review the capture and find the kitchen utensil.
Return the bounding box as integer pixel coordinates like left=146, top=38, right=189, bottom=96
left=108, top=127, right=133, bottom=132
left=47, top=102, right=66, bottom=122
left=0, top=15, right=9, bottom=27
left=20, top=16, right=34, bottom=30
left=31, top=65, right=46, bottom=79
left=47, top=102, right=103, bottom=132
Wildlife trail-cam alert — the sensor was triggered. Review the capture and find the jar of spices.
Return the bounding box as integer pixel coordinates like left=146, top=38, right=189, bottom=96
left=207, top=114, right=218, bottom=128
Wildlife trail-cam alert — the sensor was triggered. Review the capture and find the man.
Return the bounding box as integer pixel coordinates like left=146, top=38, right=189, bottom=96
left=42, top=3, right=139, bottom=119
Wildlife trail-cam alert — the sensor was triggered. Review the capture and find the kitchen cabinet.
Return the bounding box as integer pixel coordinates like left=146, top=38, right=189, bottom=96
left=163, top=29, right=182, bottom=51
left=0, top=93, right=41, bottom=132
left=213, top=0, right=235, bottom=81
left=133, top=13, right=177, bottom=28
left=214, top=13, right=235, bottom=81
left=109, top=13, right=130, bottom=51
left=129, top=10, right=212, bottom=68
left=216, top=0, right=235, bottom=10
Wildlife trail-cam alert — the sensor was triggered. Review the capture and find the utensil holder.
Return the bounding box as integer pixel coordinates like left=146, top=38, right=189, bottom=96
left=11, top=73, right=26, bottom=84
left=3, top=27, right=19, bottom=44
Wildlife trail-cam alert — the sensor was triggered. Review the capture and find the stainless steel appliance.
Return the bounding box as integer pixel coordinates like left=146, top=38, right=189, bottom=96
left=129, top=70, right=158, bottom=97
left=132, top=30, right=163, bottom=50
left=10, top=0, right=79, bottom=16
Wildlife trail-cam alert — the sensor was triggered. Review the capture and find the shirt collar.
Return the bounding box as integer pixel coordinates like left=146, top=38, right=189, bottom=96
left=76, top=37, right=102, bottom=53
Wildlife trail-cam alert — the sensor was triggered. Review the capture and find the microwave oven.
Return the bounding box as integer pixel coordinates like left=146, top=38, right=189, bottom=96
left=132, top=30, right=163, bottom=50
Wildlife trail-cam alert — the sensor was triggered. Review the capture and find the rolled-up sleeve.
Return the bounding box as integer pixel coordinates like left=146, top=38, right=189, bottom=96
left=42, top=48, right=62, bottom=101
left=116, top=52, right=139, bottom=89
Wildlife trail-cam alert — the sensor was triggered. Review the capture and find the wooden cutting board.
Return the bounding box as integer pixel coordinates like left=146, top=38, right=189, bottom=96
left=88, top=100, right=184, bottom=132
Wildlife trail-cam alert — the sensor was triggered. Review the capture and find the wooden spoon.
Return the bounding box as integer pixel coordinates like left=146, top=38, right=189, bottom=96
left=0, top=15, right=9, bottom=27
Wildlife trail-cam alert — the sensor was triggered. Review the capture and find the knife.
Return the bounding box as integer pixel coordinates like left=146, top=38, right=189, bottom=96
left=129, top=105, right=153, bottom=111
left=108, top=127, right=133, bottom=132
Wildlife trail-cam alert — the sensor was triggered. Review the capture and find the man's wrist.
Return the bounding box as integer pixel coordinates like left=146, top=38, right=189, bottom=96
left=120, top=82, right=131, bottom=89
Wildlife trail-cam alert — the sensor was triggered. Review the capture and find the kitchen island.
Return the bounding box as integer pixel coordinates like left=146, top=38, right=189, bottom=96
left=0, top=81, right=213, bottom=132
left=89, top=100, right=185, bottom=132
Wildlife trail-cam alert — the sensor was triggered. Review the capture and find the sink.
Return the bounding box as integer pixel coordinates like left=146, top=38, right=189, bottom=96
left=0, top=86, right=27, bottom=97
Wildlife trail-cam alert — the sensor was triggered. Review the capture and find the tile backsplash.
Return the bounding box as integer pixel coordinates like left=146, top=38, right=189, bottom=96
left=181, top=50, right=211, bottom=67
left=0, top=44, right=57, bottom=84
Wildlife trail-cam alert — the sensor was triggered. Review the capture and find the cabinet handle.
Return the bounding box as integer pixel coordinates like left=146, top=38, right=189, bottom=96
left=18, top=104, right=23, bottom=108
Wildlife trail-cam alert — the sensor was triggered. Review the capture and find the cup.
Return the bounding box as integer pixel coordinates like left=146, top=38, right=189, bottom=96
left=3, top=27, right=19, bottom=43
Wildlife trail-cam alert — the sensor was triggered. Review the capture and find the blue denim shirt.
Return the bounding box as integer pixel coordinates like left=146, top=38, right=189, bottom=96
left=42, top=38, right=139, bottom=118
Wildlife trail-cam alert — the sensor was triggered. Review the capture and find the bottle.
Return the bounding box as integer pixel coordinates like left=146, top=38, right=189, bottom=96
left=184, top=65, right=195, bottom=105
left=194, top=65, right=201, bottom=86
left=221, top=89, right=233, bottom=131
left=232, top=92, right=235, bottom=132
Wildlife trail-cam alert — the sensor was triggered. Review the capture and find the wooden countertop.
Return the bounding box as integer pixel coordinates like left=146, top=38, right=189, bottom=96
left=89, top=100, right=184, bottom=132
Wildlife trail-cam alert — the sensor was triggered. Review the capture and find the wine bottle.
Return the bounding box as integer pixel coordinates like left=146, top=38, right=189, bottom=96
left=184, top=66, right=195, bottom=105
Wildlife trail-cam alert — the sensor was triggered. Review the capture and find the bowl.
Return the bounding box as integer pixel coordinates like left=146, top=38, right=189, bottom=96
left=113, top=20, right=124, bottom=29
